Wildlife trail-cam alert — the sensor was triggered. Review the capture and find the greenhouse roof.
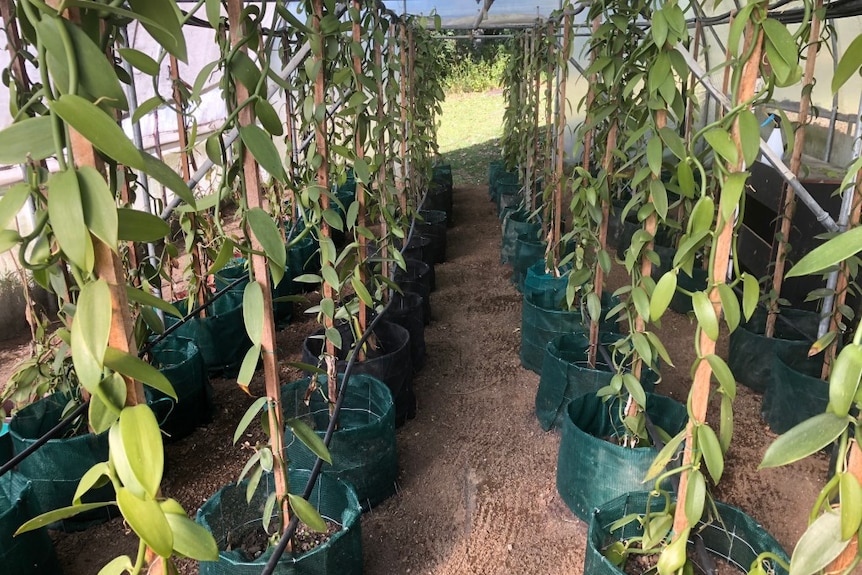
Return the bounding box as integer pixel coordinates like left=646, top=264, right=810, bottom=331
left=394, top=0, right=562, bottom=28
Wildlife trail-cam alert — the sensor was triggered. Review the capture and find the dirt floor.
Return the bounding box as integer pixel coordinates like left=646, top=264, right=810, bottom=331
left=5, top=182, right=828, bottom=574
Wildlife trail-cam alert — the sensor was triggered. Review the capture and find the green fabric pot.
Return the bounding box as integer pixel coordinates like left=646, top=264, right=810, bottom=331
left=584, top=491, right=789, bottom=575
left=282, top=374, right=397, bottom=510
left=762, top=348, right=829, bottom=434
left=0, top=471, right=61, bottom=574
left=535, top=333, right=658, bottom=431
left=512, top=234, right=546, bottom=292
left=728, top=307, right=819, bottom=393
left=196, top=470, right=363, bottom=575
left=501, top=210, right=539, bottom=265
left=523, top=261, right=571, bottom=310
left=9, top=393, right=116, bottom=530
left=556, top=393, right=687, bottom=521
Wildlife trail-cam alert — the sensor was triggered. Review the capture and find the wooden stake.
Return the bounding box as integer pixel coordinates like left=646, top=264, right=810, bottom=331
left=827, top=441, right=862, bottom=573
left=541, top=21, right=555, bottom=251
left=765, top=0, right=824, bottom=338
left=226, top=0, right=289, bottom=532
left=672, top=14, right=766, bottom=538
left=353, top=0, right=368, bottom=353
left=550, top=14, right=572, bottom=269
left=398, top=24, right=409, bottom=215
left=375, top=10, right=390, bottom=286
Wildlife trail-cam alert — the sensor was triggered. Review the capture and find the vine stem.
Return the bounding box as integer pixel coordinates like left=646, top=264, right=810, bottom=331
left=828, top=441, right=862, bottom=571
left=225, top=0, right=290, bottom=538
left=352, top=0, right=368, bottom=357
left=672, top=8, right=766, bottom=538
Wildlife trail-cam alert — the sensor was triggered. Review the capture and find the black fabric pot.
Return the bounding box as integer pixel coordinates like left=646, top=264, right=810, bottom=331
left=0, top=472, right=61, bottom=574
left=762, top=347, right=829, bottom=434
left=9, top=393, right=117, bottom=530
left=301, top=321, right=415, bottom=426
left=585, top=492, right=789, bottom=575
left=394, top=258, right=434, bottom=323
left=417, top=209, right=447, bottom=264
left=214, top=258, right=296, bottom=326
left=512, top=234, right=546, bottom=292
left=163, top=290, right=252, bottom=377
left=282, top=374, right=397, bottom=510
left=556, top=393, right=688, bottom=521
left=384, top=291, right=426, bottom=372
left=0, top=423, right=10, bottom=466
left=148, top=335, right=213, bottom=441
left=196, top=470, right=363, bottom=575
left=421, top=181, right=452, bottom=224
left=535, top=333, right=659, bottom=431
left=491, top=169, right=518, bottom=202
left=728, top=307, right=819, bottom=393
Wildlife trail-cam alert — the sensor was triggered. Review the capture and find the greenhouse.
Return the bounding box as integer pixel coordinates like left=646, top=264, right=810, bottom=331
left=1, top=0, right=862, bottom=574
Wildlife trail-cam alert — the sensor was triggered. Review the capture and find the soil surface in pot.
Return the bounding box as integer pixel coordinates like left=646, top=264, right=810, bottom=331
left=0, top=184, right=829, bottom=575
left=228, top=520, right=341, bottom=560
left=624, top=549, right=738, bottom=575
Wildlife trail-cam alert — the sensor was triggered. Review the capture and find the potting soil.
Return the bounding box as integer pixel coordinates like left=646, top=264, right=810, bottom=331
left=196, top=470, right=363, bottom=575
left=281, top=374, right=397, bottom=510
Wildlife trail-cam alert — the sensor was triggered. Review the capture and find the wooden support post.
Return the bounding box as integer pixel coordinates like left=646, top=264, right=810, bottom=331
left=550, top=14, right=572, bottom=270
left=226, top=0, right=289, bottom=529
left=541, top=21, right=555, bottom=249
left=827, top=441, right=862, bottom=573
left=765, top=0, right=824, bottom=338
left=375, top=9, right=390, bottom=286
left=524, top=29, right=534, bottom=211
left=398, top=24, right=409, bottom=215
left=353, top=0, right=368, bottom=346
left=672, top=13, right=766, bottom=538
left=48, top=2, right=144, bottom=406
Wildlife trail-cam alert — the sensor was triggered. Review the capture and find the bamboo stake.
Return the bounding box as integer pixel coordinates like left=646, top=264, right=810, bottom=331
left=398, top=24, right=409, bottom=215
left=550, top=14, right=572, bottom=269
left=765, top=0, right=824, bottom=338
left=672, top=15, right=766, bottom=538
left=226, top=0, right=289, bottom=530
left=541, top=21, right=555, bottom=251
left=524, top=29, right=535, bottom=211
left=375, top=10, right=390, bottom=286
left=532, top=27, right=542, bottom=215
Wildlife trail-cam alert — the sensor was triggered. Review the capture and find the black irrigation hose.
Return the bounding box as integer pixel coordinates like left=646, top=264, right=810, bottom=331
left=0, top=399, right=90, bottom=479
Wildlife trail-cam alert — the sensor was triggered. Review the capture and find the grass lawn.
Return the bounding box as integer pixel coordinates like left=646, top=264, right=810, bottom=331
left=436, top=90, right=504, bottom=187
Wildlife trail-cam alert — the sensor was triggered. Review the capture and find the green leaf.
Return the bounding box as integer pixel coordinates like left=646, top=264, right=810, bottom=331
left=0, top=183, right=30, bottom=231
left=205, top=134, right=223, bottom=167
left=741, top=273, right=759, bottom=320
left=645, top=331, right=674, bottom=367
left=48, top=169, right=93, bottom=272
left=687, top=196, right=715, bottom=236
left=0, top=229, right=19, bottom=253
left=692, top=291, right=719, bottom=341
left=104, top=347, right=176, bottom=400
left=321, top=265, right=340, bottom=291
left=651, top=10, right=668, bottom=47
left=760, top=412, right=848, bottom=469
left=286, top=418, right=332, bottom=464
left=72, top=279, right=111, bottom=390
left=720, top=172, right=747, bottom=223
left=705, top=354, right=736, bottom=400
left=720, top=394, right=734, bottom=452
left=717, top=283, right=740, bottom=333
left=237, top=344, right=261, bottom=388
left=243, top=282, right=265, bottom=347
left=644, top=429, right=685, bottom=482
left=205, top=0, right=222, bottom=28
left=351, top=275, right=374, bottom=307
left=126, top=286, right=181, bottom=318
left=97, top=555, right=134, bottom=575
left=255, top=99, right=284, bottom=137
left=787, top=227, right=862, bottom=278
left=325, top=326, right=342, bottom=350
left=737, top=110, right=761, bottom=167
left=704, top=128, right=738, bottom=166
left=288, top=493, right=327, bottom=533
left=684, top=468, right=706, bottom=526
left=353, top=157, right=371, bottom=184
left=229, top=51, right=262, bottom=93
left=699, top=424, right=724, bottom=483
left=117, top=208, right=171, bottom=242
left=119, top=48, right=160, bottom=76
left=828, top=344, right=862, bottom=418
left=322, top=208, right=344, bottom=232
left=88, top=389, right=120, bottom=435
left=622, top=373, right=646, bottom=408
left=234, top=397, right=268, bottom=445
left=832, top=34, right=862, bottom=93
left=246, top=207, right=287, bottom=270
left=15, top=502, right=114, bottom=534
left=677, top=161, right=695, bottom=197
left=239, top=125, right=286, bottom=183
left=651, top=273, right=677, bottom=322
left=0, top=116, right=56, bottom=163
left=840, top=473, right=862, bottom=540
left=95, top=371, right=127, bottom=419
left=207, top=239, right=235, bottom=276
left=646, top=137, right=663, bottom=176
left=132, top=96, right=164, bottom=125
left=790, top=511, right=850, bottom=575
left=163, top=507, right=219, bottom=560
left=659, top=127, right=686, bottom=161
left=115, top=405, right=164, bottom=499
left=73, top=462, right=111, bottom=504
left=128, top=0, right=187, bottom=62
left=78, top=166, right=119, bottom=250
left=116, top=487, right=173, bottom=558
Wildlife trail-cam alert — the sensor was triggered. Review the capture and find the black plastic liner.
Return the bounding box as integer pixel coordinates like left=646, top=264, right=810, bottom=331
left=147, top=335, right=213, bottom=441
left=536, top=333, right=659, bottom=431
left=163, top=290, right=252, bottom=377
left=301, top=320, right=415, bottom=426
left=762, top=347, right=829, bottom=434
left=417, top=209, right=448, bottom=264
left=585, top=492, right=789, bottom=575
left=196, top=470, right=363, bottom=575
left=281, top=374, right=397, bottom=510
left=501, top=210, right=540, bottom=265
left=728, top=307, right=819, bottom=393
left=512, top=234, right=546, bottom=292
left=556, top=393, right=687, bottom=521
left=9, top=393, right=116, bottom=530
left=0, top=426, right=10, bottom=466
left=383, top=291, right=426, bottom=372
left=0, top=472, right=61, bottom=574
